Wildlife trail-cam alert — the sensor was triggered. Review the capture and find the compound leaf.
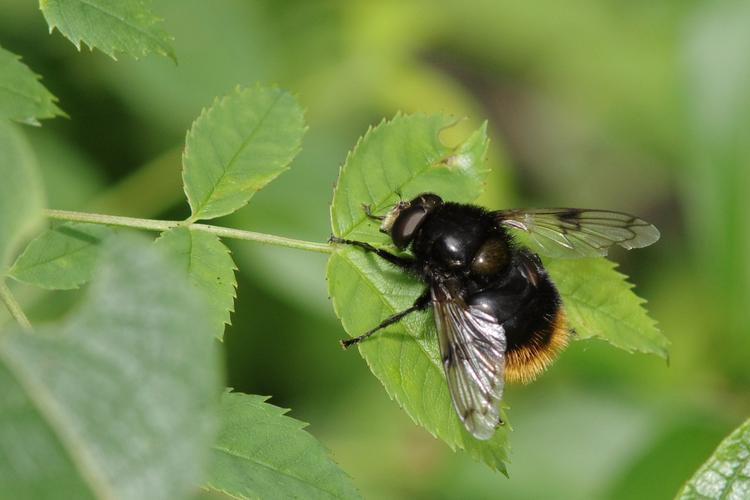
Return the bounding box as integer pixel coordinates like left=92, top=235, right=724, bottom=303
left=545, top=258, right=669, bottom=358
left=326, top=115, right=511, bottom=471
left=155, top=228, right=237, bottom=340
left=677, top=418, right=750, bottom=499
left=0, top=235, right=221, bottom=499
left=204, top=391, right=360, bottom=500
left=9, top=222, right=112, bottom=290
left=39, top=0, right=175, bottom=61
left=0, top=122, right=45, bottom=270
left=183, top=86, right=305, bottom=221
left=0, top=46, right=64, bottom=125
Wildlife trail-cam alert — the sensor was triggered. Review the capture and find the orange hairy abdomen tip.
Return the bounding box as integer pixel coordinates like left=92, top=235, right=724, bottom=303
left=504, top=309, right=569, bottom=385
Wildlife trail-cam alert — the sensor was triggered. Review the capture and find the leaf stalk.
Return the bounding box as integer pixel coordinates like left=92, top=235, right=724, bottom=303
left=0, top=281, right=33, bottom=331
left=44, top=209, right=332, bottom=254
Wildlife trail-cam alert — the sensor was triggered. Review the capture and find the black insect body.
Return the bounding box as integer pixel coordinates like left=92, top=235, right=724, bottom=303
left=331, top=193, right=659, bottom=440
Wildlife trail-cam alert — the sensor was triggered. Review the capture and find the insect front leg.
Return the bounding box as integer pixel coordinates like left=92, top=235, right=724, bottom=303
left=328, top=236, right=415, bottom=272
left=340, top=289, right=431, bottom=349
left=362, top=203, right=384, bottom=221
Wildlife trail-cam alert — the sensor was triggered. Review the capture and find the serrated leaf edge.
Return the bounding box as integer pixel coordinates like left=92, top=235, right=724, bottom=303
left=39, top=0, right=176, bottom=62
left=182, top=84, right=305, bottom=221
left=554, top=258, right=669, bottom=358
left=206, top=390, right=360, bottom=499
left=153, top=228, right=238, bottom=337
left=0, top=46, right=66, bottom=124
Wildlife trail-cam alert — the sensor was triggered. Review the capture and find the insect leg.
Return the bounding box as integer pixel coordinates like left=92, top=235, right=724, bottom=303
left=340, top=290, right=431, bottom=349
left=362, top=203, right=385, bottom=221
left=329, top=236, right=414, bottom=271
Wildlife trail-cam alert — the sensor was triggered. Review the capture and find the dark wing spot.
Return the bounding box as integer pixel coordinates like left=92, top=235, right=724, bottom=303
left=559, top=208, right=582, bottom=220
left=559, top=209, right=583, bottom=229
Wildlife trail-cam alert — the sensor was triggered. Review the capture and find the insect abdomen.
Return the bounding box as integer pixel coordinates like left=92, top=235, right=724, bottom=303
left=502, top=274, right=568, bottom=384
left=467, top=257, right=568, bottom=384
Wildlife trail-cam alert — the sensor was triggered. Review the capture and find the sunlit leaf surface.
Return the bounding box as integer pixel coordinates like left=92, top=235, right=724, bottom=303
left=545, top=258, right=668, bottom=358
left=183, top=85, right=305, bottom=221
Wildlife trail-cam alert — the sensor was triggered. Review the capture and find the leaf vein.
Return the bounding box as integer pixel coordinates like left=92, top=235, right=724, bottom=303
left=213, top=445, right=343, bottom=498
left=0, top=345, right=115, bottom=500
left=191, top=92, right=283, bottom=218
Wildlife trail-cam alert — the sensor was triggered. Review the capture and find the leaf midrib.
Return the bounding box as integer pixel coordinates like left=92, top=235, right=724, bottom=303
left=189, top=91, right=283, bottom=218
left=0, top=342, right=114, bottom=500
left=212, top=445, right=343, bottom=499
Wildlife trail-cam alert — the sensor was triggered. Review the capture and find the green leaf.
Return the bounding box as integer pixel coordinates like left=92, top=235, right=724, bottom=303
left=39, top=0, right=176, bottom=62
left=155, top=228, right=237, bottom=340
left=0, top=122, right=45, bottom=270
left=0, top=46, right=64, bottom=125
left=544, top=258, right=669, bottom=358
left=9, top=222, right=112, bottom=290
left=182, top=85, right=305, bottom=221
left=677, top=418, right=750, bottom=499
left=0, top=235, right=221, bottom=499
left=204, top=391, right=360, bottom=500
left=326, top=115, right=511, bottom=472
left=331, top=114, right=489, bottom=242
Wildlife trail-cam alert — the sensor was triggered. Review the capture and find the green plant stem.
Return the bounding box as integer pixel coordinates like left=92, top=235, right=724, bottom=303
left=44, top=209, right=332, bottom=254
left=0, top=281, right=32, bottom=331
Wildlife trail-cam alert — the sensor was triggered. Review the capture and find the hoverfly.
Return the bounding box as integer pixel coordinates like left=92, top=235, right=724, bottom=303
left=331, top=193, right=659, bottom=439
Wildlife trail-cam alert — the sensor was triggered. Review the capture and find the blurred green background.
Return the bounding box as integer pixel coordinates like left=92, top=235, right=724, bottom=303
left=3, top=1, right=750, bottom=498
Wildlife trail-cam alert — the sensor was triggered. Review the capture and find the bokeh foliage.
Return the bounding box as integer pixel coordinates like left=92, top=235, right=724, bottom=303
left=2, top=1, right=749, bottom=498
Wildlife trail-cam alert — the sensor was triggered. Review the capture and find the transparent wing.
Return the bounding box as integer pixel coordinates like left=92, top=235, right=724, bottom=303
left=432, top=282, right=506, bottom=440
left=495, top=208, right=660, bottom=258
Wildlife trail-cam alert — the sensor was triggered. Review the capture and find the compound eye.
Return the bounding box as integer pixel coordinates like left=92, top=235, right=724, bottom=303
left=471, top=238, right=508, bottom=275
left=391, top=206, right=428, bottom=249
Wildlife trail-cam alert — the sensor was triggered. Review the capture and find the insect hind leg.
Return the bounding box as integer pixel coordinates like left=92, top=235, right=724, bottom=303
left=340, top=290, right=431, bottom=349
